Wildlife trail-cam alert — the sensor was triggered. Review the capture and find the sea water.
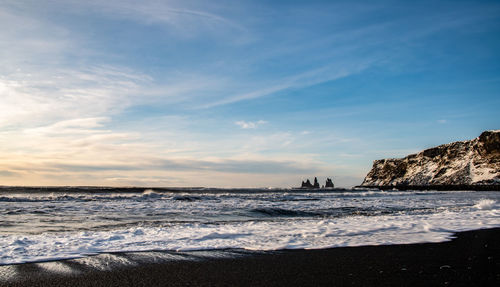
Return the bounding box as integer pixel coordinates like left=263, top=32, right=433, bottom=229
left=0, top=188, right=499, bottom=265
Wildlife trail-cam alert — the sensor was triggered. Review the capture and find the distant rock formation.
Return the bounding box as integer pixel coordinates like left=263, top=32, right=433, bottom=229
left=313, top=177, right=320, bottom=188
left=301, top=177, right=335, bottom=189
left=301, top=179, right=314, bottom=188
left=361, top=130, right=500, bottom=188
left=325, top=178, right=334, bottom=188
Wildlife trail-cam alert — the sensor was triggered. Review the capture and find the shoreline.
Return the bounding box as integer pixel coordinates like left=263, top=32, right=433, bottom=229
left=357, top=185, right=500, bottom=191
left=2, top=228, right=499, bottom=287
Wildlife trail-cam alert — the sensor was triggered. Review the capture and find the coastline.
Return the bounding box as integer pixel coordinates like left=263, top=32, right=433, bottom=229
left=357, top=185, right=500, bottom=191
left=2, top=228, right=498, bottom=287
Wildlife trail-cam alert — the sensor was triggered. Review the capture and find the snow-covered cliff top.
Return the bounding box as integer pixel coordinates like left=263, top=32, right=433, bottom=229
left=361, top=130, right=500, bottom=187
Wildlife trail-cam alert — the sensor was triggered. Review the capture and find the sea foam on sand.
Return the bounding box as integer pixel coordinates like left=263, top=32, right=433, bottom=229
left=0, top=198, right=498, bottom=265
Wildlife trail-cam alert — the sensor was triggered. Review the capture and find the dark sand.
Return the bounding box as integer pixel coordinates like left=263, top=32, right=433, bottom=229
left=2, top=228, right=499, bottom=287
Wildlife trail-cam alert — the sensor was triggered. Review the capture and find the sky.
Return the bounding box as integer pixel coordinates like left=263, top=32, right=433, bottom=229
left=0, top=0, right=499, bottom=188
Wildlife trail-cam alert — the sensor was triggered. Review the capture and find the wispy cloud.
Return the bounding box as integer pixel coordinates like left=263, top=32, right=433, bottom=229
left=235, top=120, right=267, bottom=129
left=46, top=0, right=247, bottom=37
left=0, top=65, right=152, bottom=128
left=0, top=6, right=72, bottom=64
left=49, top=158, right=316, bottom=175
left=0, top=170, right=18, bottom=177
left=198, top=63, right=371, bottom=109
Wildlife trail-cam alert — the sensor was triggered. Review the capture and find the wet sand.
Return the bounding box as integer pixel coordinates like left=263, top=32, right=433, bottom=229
left=2, top=228, right=499, bottom=287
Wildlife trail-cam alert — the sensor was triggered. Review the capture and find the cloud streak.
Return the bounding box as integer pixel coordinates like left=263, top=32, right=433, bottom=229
left=0, top=66, right=151, bottom=128
left=235, top=120, right=267, bottom=129
left=50, top=0, right=247, bottom=36
left=197, top=61, right=372, bottom=109
left=50, top=158, right=317, bottom=175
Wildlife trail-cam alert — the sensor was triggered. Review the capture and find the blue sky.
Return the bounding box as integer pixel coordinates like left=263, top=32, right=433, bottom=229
left=0, top=0, right=499, bottom=187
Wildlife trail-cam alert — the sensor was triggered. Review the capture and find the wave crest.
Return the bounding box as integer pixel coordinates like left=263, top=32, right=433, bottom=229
left=474, top=199, right=496, bottom=210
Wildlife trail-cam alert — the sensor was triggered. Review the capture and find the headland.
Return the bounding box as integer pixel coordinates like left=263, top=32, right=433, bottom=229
left=359, top=130, right=500, bottom=191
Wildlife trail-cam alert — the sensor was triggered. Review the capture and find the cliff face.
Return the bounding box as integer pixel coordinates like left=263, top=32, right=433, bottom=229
left=361, top=130, right=500, bottom=187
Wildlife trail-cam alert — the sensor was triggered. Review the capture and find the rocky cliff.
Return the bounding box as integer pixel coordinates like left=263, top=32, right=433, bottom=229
left=361, top=130, right=500, bottom=187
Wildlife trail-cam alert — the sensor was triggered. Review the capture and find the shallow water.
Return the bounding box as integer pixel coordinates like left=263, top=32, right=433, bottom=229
left=0, top=188, right=499, bottom=264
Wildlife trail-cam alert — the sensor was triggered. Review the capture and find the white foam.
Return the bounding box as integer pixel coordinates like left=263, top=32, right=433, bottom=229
left=474, top=199, right=496, bottom=210
left=1, top=190, right=499, bottom=265
left=0, top=204, right=498, bottom=265
left=141, top=189, right=162, bottom=198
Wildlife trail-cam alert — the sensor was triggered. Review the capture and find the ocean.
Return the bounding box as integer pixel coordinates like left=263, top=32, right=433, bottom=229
left=0, top=188, right=499, bottom=265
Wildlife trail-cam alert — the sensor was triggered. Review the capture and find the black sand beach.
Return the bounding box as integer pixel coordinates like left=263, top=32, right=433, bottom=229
left=2, top=228, right=499, bottom=287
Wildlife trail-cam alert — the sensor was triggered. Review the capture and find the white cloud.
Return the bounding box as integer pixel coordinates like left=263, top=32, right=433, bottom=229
left=23, top=117, right=110, bottom=136
left=0, top=65, right=152, bottom=128
left=235, top=120, right=267, bottom=129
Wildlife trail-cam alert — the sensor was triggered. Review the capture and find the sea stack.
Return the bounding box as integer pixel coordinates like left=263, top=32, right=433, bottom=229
left=313, top=177, right=320, bottom=188
left=360, top=130, right=500, bottom=189
left=325, top=178, right=334, bottom=188
left=301, top=179, right=314, bottom=188
left=301, top=177, right=335, bottom=189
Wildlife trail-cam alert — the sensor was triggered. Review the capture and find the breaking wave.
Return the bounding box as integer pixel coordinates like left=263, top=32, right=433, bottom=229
left=474, top=199, right=496, bottom=210
left=0, top=189, right=498, bottom=265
